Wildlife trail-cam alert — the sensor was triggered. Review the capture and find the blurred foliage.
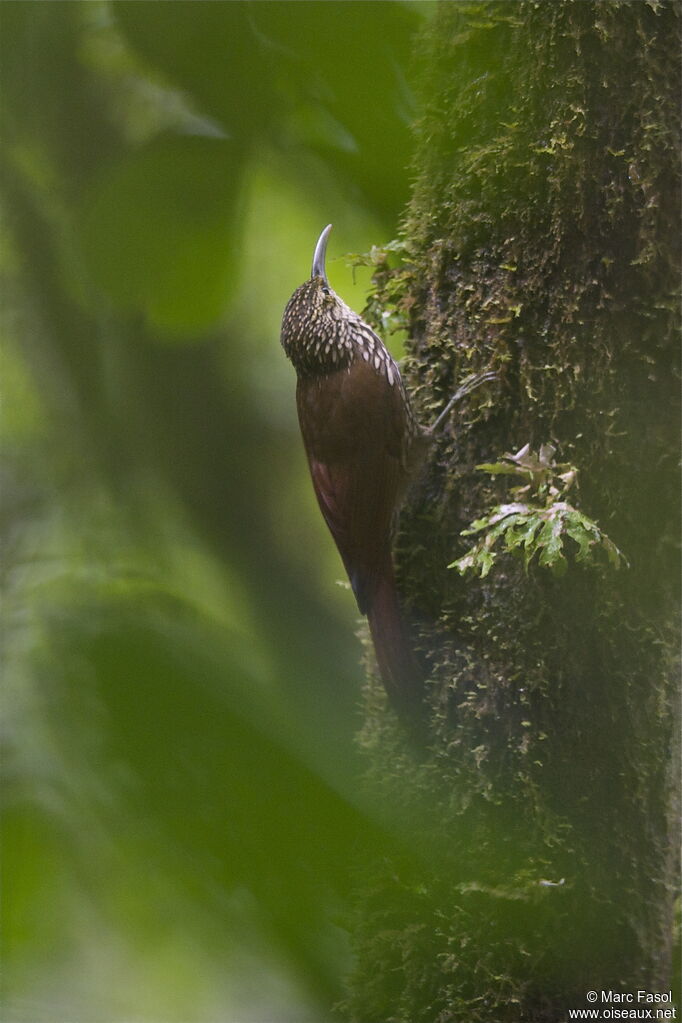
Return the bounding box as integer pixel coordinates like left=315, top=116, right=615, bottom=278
left=80, top=134, right=241, bottom=331
left=0, top=2, right=434, bottom=1019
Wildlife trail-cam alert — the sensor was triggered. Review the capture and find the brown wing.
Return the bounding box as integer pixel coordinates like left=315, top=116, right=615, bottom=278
left=296, top=358, right=408, bottom=614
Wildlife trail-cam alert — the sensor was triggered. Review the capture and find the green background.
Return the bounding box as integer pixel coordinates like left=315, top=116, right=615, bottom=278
left=1, top=2, right=437, bottom=1019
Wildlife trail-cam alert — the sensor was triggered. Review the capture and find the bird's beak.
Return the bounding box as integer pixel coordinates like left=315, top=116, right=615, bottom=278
left=311, top=224, right=333, bottom=283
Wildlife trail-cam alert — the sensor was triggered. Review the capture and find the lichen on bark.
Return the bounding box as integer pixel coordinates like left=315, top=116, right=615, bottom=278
left=345, top=4, right=681, bottom=1021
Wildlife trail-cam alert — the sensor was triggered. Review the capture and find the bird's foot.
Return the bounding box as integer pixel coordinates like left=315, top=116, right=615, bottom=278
left=429, top=370, right=497, bottom=433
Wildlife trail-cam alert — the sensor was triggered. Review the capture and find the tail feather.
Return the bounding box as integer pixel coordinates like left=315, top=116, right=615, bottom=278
left=366, top=562, right=423, bottom=719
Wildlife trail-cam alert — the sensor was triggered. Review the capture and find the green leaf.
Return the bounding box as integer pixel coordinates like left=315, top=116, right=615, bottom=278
left=449, top=552, right=476, bottom=574
left=505, top=514, right=543, bottom=572
left=478, top=548, right=497, bottom=578
left=536, top=513, right=566, bottom=568
left=485, top=512, right=519, bottom=540
left=461, top=515, right=494, bottom=537
left=565, top=512, right=598, bottom=561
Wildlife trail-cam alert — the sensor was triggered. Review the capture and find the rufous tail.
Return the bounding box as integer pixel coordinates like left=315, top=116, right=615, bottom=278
left=366, top=561, right=423, bottom=720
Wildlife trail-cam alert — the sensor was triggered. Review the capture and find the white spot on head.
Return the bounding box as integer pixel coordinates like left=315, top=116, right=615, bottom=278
left=387, top=365, right=394, bottom=386
left=374, top=354, right=381, bottom=369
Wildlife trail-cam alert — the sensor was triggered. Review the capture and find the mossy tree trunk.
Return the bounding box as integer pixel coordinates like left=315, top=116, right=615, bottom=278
left=347, top=4, right=680, bottom=1021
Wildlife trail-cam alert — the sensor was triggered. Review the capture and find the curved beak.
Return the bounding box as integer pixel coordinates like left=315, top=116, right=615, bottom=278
left=311, top=224, right=333, bottom=282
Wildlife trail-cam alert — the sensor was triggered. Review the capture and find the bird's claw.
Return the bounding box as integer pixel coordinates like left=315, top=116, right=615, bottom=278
left=429, top=370, right=497, bottom=433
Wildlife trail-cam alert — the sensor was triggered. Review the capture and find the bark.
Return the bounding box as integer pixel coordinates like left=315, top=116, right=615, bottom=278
left=346, top=4, right=681, bottom=1021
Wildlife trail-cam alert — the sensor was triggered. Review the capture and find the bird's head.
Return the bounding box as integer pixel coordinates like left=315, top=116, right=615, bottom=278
left=281, top=224, right=358, bottom=374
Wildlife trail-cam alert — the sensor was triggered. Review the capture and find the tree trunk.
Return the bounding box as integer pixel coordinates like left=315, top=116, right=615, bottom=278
left=346, top=3, right=680, bottom=1021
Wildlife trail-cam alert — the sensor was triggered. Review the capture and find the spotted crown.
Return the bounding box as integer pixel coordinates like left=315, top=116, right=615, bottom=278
left=281, top=277, right=402, bottom=385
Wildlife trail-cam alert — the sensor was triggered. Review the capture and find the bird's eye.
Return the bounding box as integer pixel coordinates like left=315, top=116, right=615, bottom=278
left=321, top=285, right=330, bottom=296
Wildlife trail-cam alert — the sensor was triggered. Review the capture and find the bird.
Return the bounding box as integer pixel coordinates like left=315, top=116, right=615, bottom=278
left=281, top=225, right=492, bottom=720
